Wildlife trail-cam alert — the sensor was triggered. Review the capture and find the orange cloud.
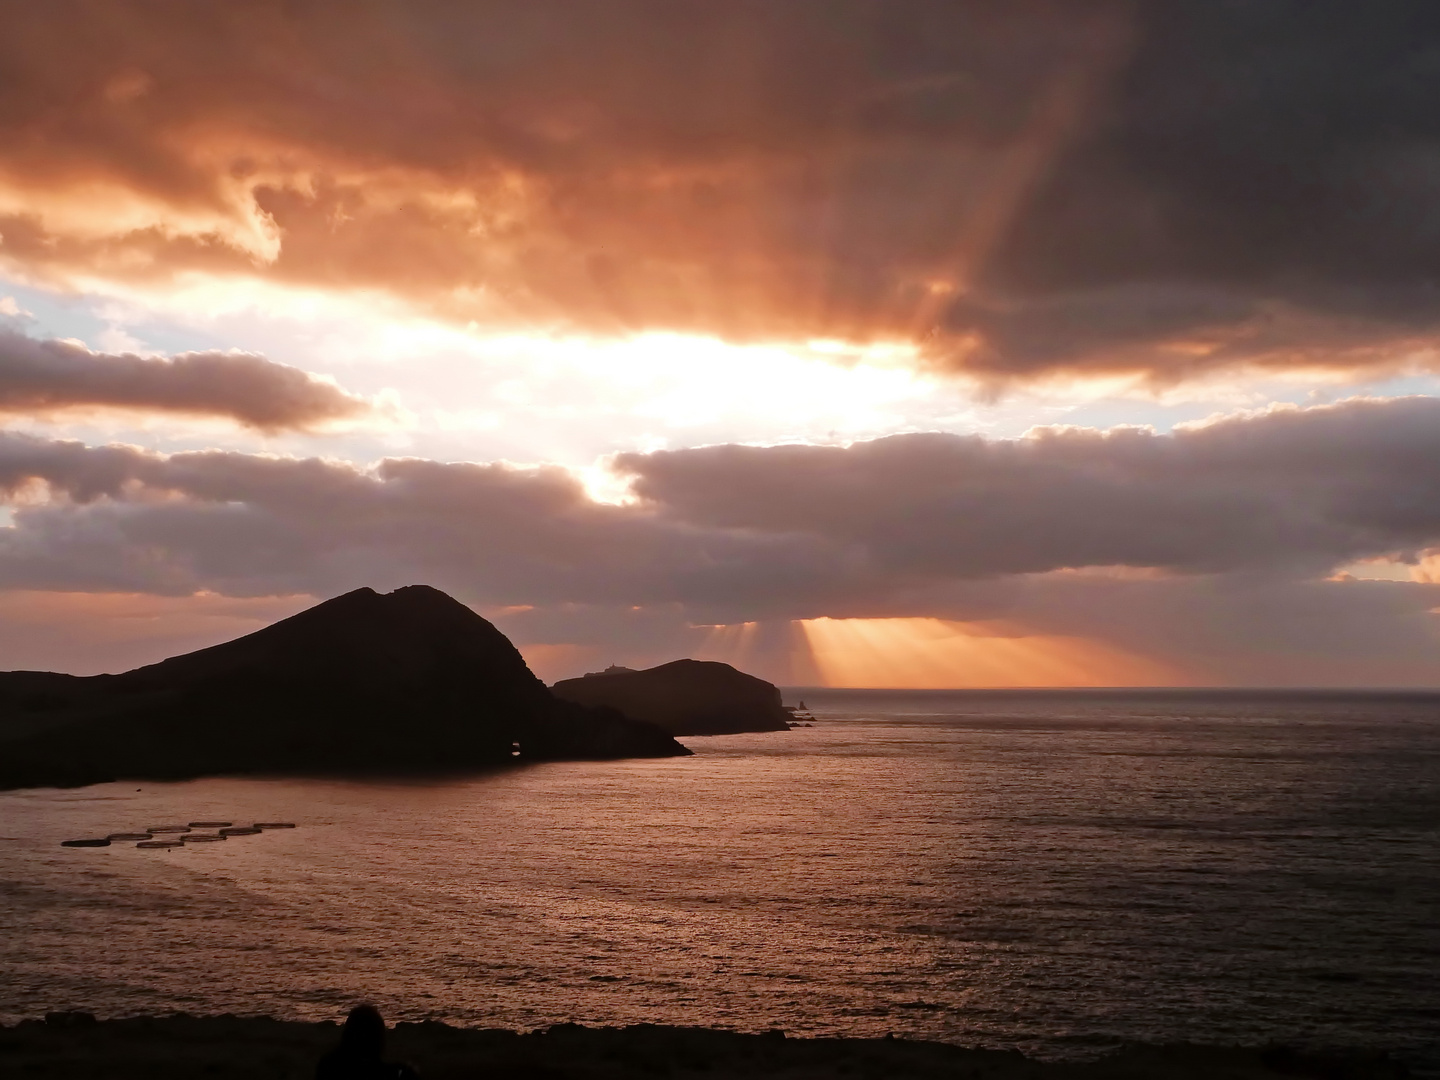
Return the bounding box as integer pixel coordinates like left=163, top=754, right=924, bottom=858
left=0, top=4, right=1213, bottom=378
left=7, top=5, right=1439, bottom=385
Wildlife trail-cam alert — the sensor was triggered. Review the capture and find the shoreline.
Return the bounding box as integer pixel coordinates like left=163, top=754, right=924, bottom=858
left=0, top=1014, right=1414, bottom=1079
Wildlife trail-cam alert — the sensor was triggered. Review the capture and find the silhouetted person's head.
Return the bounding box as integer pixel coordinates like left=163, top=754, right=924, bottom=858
left=340, top=1005, right=385, bottom=1060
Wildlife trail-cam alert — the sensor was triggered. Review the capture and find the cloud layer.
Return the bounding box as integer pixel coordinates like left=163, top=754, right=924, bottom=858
left=0, top=329, right=369, bottom=430
left=4, top=2, right=1440, bottom=382
left=619, top=396, right=1440, bottom=582
left=0, top=394, right=1437, bottom=682
left=0, top=396, right=1438, bottom=612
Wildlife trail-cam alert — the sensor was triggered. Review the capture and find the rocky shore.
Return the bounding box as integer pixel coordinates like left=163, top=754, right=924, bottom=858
left=0, top=1013, right=1412, bottom=1080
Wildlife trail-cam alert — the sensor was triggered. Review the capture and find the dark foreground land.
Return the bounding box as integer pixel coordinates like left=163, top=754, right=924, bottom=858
left=0, top=1014, right=1412, bottom=1080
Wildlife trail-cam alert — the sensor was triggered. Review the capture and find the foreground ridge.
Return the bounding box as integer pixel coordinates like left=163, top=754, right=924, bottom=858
left=2, top=1015, right=1412, bottom=1080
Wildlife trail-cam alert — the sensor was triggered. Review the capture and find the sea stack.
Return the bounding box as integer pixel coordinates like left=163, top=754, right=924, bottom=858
left=552, top=659, right=793, bottom=736
left=0, top=585, right=688, bottom=791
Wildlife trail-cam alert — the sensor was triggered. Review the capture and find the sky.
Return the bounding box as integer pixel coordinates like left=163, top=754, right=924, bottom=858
left=4, top=0, right=1440, bottom=687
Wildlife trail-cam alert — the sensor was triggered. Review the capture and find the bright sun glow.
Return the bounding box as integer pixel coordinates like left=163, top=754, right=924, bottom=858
left=68, top=279, right=942, bottom=465
left=438, top=330, right=931, bottom=436
left=799, top=617, right=1180, bottom=688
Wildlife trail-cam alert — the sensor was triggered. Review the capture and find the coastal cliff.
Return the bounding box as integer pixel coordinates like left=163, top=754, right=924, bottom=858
left=552, top=658, right=792, bottom=736
left=0, top=585, right=688, bottom=791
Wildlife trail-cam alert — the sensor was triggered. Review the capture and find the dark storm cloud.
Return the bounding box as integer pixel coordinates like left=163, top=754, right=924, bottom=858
left=0, top=329, right=370, bottom=430
left=963, top=0, right=1440, bottom=378
left=991, top=2, right=1440, bottom=292
left=11, top=2, right=1440, bottom=380
left=1, top=397, right=1440, bottom=614
left=617, top=395, right=1440, bottom=581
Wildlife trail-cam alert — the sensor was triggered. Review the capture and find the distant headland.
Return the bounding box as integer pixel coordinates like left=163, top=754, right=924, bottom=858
left=0, top=585, right=690, bottom=791
left=552, top=658, right=793, bottom=736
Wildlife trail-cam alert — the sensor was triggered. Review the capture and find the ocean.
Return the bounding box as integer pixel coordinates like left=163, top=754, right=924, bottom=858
left=1, top=689, right=1437, bottom=1065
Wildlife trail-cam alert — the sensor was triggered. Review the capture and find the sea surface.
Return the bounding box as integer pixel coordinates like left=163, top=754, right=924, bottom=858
left=1, top=689, right=1438, bottom=1065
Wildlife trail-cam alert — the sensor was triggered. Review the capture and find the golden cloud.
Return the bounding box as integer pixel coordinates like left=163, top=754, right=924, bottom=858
left=3, top=3, right=1440, bottom=384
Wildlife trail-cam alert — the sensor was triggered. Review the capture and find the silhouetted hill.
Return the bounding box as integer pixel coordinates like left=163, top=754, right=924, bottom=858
left=0, top=586, right=688, bottom=790
left=552, top=659, right=792, bottom=736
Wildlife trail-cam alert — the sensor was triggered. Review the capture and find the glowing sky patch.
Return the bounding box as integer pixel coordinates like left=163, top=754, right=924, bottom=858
left=0, top=590, right=315, bottom=675
left=798, top=617, right=1180, bottom=689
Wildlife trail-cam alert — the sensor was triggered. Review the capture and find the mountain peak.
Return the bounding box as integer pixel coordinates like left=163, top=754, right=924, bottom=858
left=0, top=585, right=688, bottom=790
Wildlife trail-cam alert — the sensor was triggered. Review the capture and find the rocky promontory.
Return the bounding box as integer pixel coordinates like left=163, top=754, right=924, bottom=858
left=0, top=585, right=688, bottom=791
left=552, top=658, right=793, bottom=736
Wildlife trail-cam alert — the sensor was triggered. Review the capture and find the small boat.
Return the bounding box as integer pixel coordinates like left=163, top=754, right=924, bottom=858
left=253, top=822, right=296, bottom=829
left=60, top=838, right=111, bottom=848
left=219, top=827, right=260, bottom=836
left=106, top=833, right=151, bottom=842
left=188, top=821, right=232, bottom=829
left=146, top=826, right=191, bottom=834
left=182, top=833, right=226, bottom=843
left=135, top=840, right=184, bottom=849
